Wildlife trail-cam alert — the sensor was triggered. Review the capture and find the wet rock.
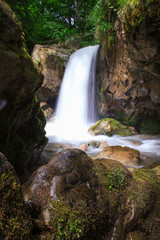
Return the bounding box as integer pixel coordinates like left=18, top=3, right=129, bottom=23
left=97, top=3, right=160, bottom=133
left=32, top=44, right=76, bottom=118
left=88, top=118, right=132, bottom=137
left=97, top=146, right=140, bottom=167
left=78, top=143, right=89, bottom=151
left=22, top=148, right=160, bottom=239
left=88, top=140, right=108, bottom=149
left=23, top=148, right=132, bottom=239
left=99, top=141, right=109, bottom=149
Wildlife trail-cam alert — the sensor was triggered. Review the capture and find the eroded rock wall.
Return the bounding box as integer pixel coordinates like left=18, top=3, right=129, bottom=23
left=0, top=1, right=47, bottom=181
left=98, top=4, right=160, bottom=133
left=32, top=44, right=76, bottom=119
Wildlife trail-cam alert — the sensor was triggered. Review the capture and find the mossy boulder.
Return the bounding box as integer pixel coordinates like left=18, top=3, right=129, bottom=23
left=23, top=149, right=160, bottom=239
left=88, top=118, right=132, bottom=136
left=23, top=148, right=132, bottom=239
left=123, top=167, right=160, bottom=240
left=0, top=1, right=47, bottom=180
left=0, top=152, right=33, bottom=239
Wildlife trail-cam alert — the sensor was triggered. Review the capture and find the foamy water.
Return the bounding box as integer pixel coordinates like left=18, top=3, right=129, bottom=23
left=45, top=45, right=160, bottom=163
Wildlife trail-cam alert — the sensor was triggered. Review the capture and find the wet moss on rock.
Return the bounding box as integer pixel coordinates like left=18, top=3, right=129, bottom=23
left=0, top=167, right=33, bottom=239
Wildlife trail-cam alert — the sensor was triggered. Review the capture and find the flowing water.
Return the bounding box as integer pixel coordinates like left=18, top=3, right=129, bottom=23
left=46, top=45, right=99, bottom=142
left=45, top=45, right=160, bottom=166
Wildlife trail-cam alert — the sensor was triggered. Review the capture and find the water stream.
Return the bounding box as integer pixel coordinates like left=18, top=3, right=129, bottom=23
left=45, top=45, right=160, bottom=166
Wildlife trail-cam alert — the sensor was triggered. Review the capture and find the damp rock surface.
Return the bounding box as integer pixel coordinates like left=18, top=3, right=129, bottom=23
left=22, top=148, right=160, bottom=240
left=0, top=0, right=47, bottom=180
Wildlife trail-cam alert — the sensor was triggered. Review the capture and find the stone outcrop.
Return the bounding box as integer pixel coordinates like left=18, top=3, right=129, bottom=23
left=32, top=44, right=76, bottom=119
left=0, top=1, right=47, bottom=181
left=98, top=1, right=160, bottom=133
left=22, top=148, right=160, bottom=240
left=0, top=152, right=33, bottom=239
left=88, top=118, right=132, bottom=136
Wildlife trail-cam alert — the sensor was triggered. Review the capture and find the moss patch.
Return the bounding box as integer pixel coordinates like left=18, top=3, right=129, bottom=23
left=140, top=118, right=160, bottom=134
left=89, top=118, right=132, bottom=136
left=0, top=169, right=33, bottom=239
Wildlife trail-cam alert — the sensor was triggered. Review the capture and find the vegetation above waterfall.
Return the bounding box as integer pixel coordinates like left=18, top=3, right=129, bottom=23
left=5, top=0, right=159, bottom=51
left=89, top=0, right=160, bottom=48
left=5, top=0, right=97, bottom=51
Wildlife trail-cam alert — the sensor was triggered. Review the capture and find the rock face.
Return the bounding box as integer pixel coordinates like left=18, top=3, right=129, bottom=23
left=98, top=2, right=160, bottom=133
left=23, top=148, right=160, bottom=240
left=0, top=152, right=33, bottom=239
left=32, top=44, right=76, bottom=119
left=88, top=118, right=132, bottom=136
left=0, top=1, right=47, bottom=180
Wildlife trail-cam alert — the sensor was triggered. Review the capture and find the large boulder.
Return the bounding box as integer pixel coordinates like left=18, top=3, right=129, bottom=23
left=0, top=1, right=47, bottom=181
left=22, top=148, right=160, bottom=239
left=23, top=148, right=131, bottom=239
left=0, top=152, right=33, bottom=239
left=88, top=118, right=132, bottom=136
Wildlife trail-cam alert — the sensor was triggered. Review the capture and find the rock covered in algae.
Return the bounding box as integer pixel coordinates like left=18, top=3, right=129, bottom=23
left=23, top=148, right=131, bottom=239
left=0, top=152, right=33, bottom=239
left=88, top=118, right=132, bottom=136
left=22, top=148, right=160, bottom=239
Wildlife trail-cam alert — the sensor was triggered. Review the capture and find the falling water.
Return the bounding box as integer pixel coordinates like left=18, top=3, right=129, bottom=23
left=46, top=45, right=99, bottom=142
left=45, top=45, right=160, bottom=164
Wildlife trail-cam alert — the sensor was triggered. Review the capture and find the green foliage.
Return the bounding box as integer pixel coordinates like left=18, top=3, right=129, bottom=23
left=46, top=200, right=95, bottom=239
left=88, top=0, right=160, bottom=48
left=6, top=0, right=97, bottom=51
left=115, top=110, right=136, bottom=126
left=88, top=0, right=117, bottom=48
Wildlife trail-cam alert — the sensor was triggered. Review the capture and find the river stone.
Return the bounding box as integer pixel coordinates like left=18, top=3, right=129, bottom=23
left=97, top=146, right=140, bottom=166
left=88, top=118, right=132, bottom=136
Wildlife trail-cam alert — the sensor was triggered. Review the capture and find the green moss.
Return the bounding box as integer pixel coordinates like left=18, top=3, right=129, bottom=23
left=140, top=118, right=160, bottom=134
left=0, top=169, right=33, bottom=239
left=45, top=200, right=96, bottom=239
left=129, top=168, right=160, bottom=239
left=90, top=118, right=132, bottom=136
left=106, top=168, right=126, bottom=191
left=115, top=110, right=136, bottom=126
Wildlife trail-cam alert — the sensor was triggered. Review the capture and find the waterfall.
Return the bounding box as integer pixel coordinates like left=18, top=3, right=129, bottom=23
left=46, top=45, right=99, bottom=142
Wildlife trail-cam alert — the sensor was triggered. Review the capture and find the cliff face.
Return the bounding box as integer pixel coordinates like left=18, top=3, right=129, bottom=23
left=32, top=43, right=77, bottom=119
left=0, top=1, right=47, bottom=180
left=98, top=1, right=160, bottom=133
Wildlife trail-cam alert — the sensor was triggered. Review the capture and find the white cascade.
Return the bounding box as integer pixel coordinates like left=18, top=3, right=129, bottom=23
left=46, top=45, right=99, bottom=142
